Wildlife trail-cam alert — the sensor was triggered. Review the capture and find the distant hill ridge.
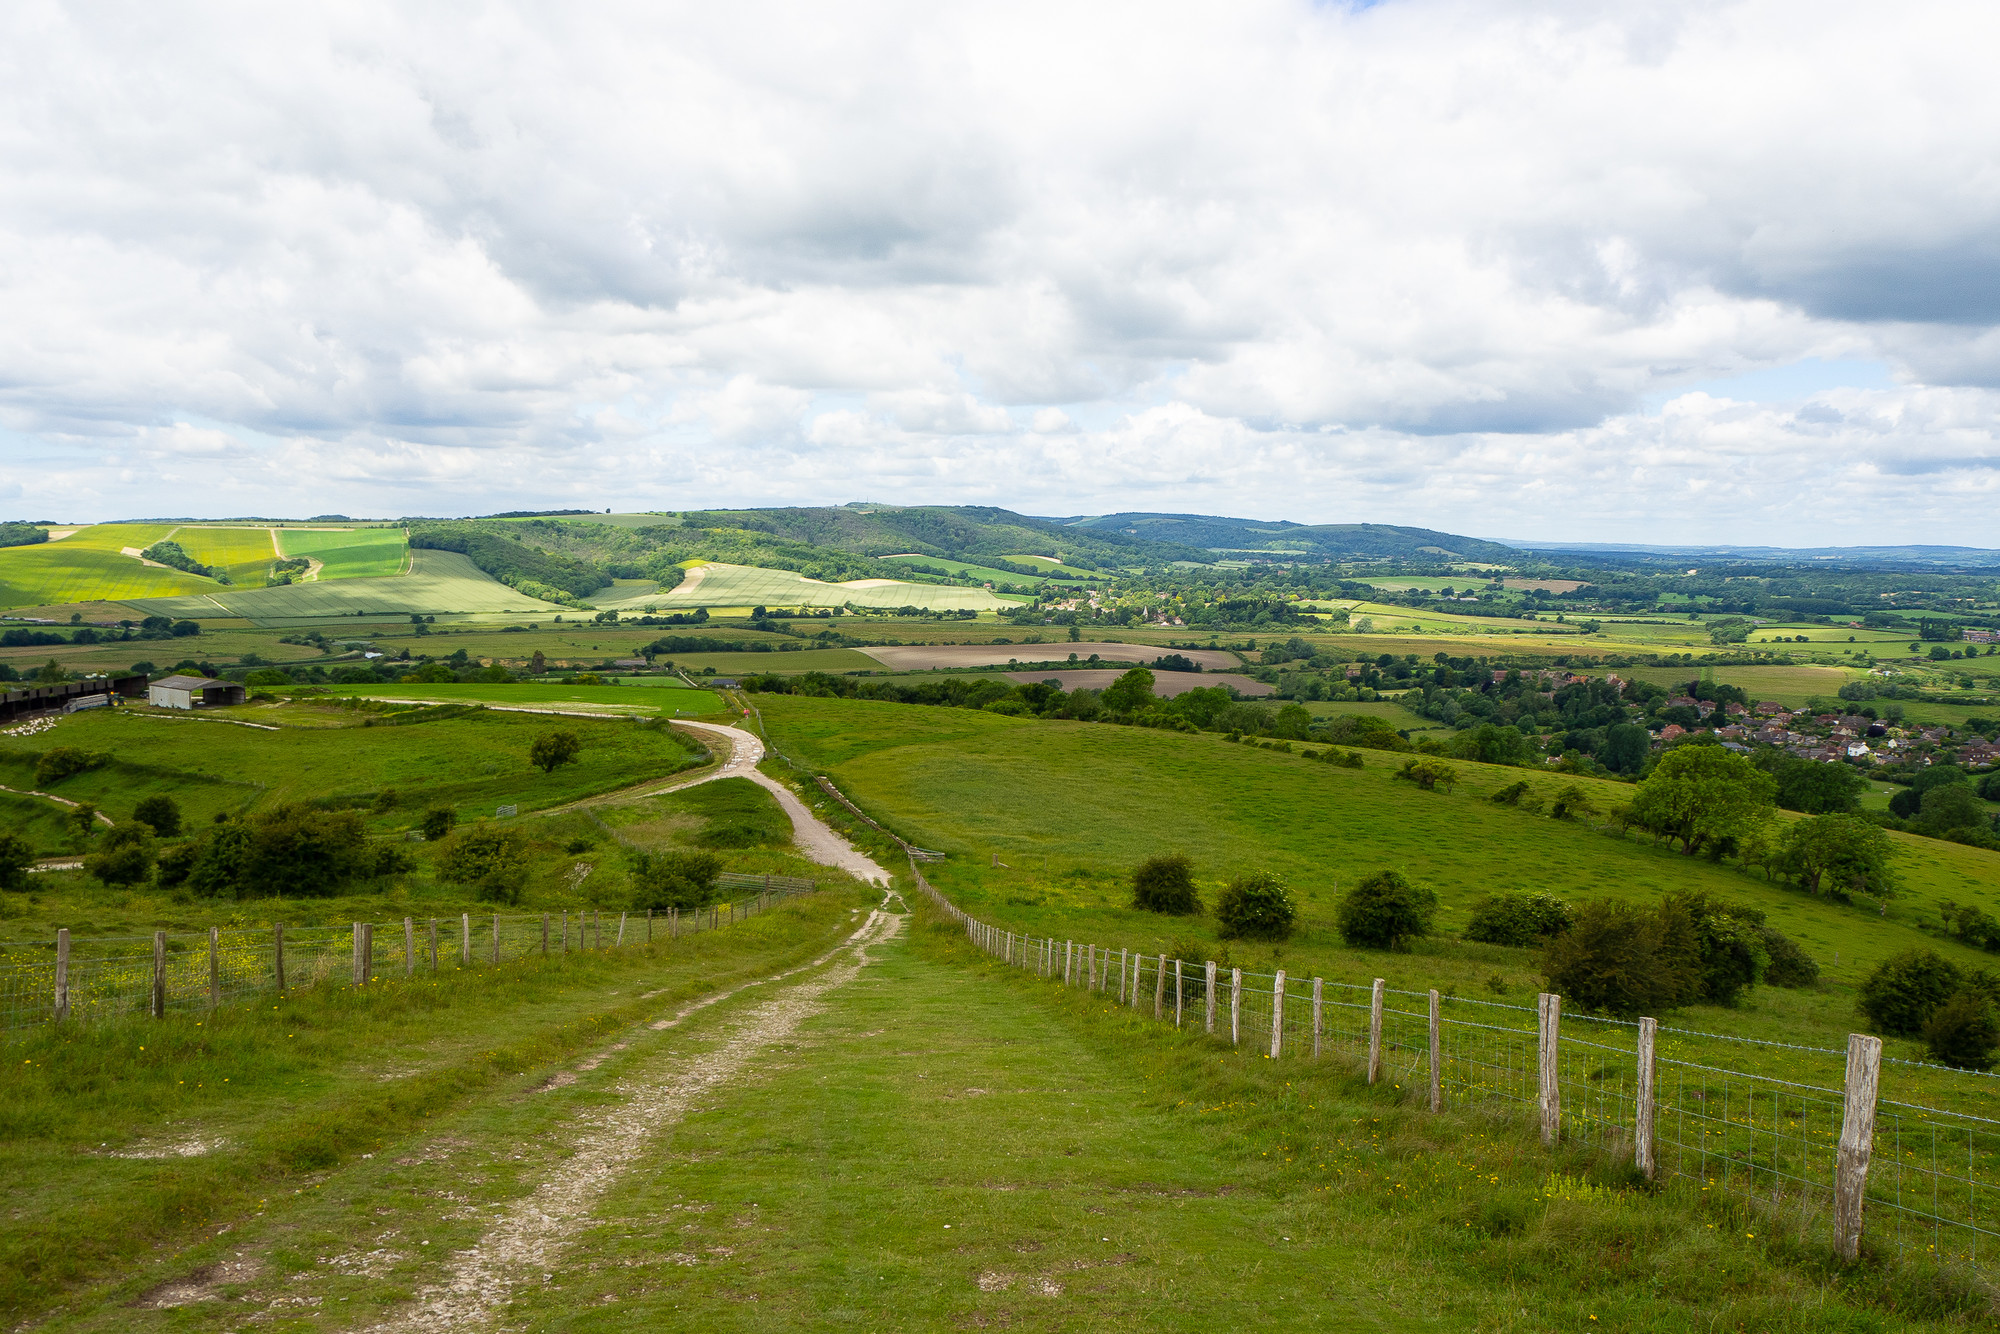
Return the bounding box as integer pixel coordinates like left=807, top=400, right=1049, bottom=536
left=1053, top=512, right=1522, bottom=563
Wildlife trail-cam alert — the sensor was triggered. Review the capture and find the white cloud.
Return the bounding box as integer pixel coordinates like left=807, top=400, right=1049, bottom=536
left=2, top=1, right=1999, bottom=542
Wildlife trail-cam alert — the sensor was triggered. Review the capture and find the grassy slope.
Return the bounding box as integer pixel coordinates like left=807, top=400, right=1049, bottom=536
left=753, top=695, right=2000, bottom=1081
left=274, top=526, right=409, bottom=578
left=0, top=892, right=869, bottom=1322
left=594, top=561, right=1017, bottom=613
left=0, top=703, right=707, bottom=833
left=124, top=549, right=566, bottom=621
left=323, top=681, right=723, bottom=716
left=168, top=527, right=281, bottom=586
left=0, top=525, right=215, bottom=609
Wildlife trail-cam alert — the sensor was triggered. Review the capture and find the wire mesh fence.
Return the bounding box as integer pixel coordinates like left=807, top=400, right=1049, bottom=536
left=0, top=884, right=814, bottom=1036
left=911, top=859, right=2000, bottom=1275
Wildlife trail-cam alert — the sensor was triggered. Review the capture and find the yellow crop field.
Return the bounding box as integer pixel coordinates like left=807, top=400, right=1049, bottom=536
left=0, top=525, right=213, bottom=609
left=171, top=526, right=284, bottom=584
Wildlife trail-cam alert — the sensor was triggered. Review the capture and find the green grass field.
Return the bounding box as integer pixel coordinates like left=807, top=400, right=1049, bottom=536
left=123, top=549, right=566, bottom=622
left=881, top=553, right=1095, bottom=586
left=593, top=561, right=1018, bottom=613
left=753, top=695, right=2000, bottom=1069
left=0, top=702, right=708, bottom=836
left=165, top=526, right=282, bottom=586
left=1619, top=663, right=1866, bottom=704
left=322, top=681, right=723, bottom=716
left=0, top=525, right=216, bottom=609
left=273, top=525, right=410, bottom=578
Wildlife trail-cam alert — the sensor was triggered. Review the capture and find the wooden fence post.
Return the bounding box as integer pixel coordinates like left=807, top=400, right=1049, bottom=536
left=1155, top=954, right=1166, bottom=1020
left=274, top=922, right=285, bottom=993
left=404, top=917, right=415, bottom=977
left=1835, top=1033, right=1883, bottom=1262
left=491, top=914, right=500, bottom=965
left=1230, top=968, right=1241, bottom=1047
left=427, top=919, right=437, bottom=972
left=670, top=907, right=678, bottom=940
left=54, top=928, right=70, bottom=1022
left=541, top=914, right=550, bottom=956
left=1635, top=1016, right=1658, bottom=1181
left=1367, top=978, right=1385, bottom=1084
left=1311, top=977, right=1323, bottom=1059
left=152, top=930, right=166, bottom=1018
left=1065, top=941, right=1073, bottom=987
left=1537, top=992, right=1562, bottom=1147
left=1118, top=949, right=1127, bottom=1003
left=208, top=926, right=219, bottom=1009
left=352, top=923, right=365, bottom=987
left=647, top=909, right=653, bottom=943
left=1271, top=971, right=1286, bottom=1058
left=617, top=912, right=627, bottom=947
left=1427, top=989, right=1442, bottom=1112
left=1175, top=959, right=1184, bottom=1027
left=461, top=914, right=470, bottom=966
left=364, top=922, right=374, bottom=982
left=1205, top=961, right=1217, bottom=1034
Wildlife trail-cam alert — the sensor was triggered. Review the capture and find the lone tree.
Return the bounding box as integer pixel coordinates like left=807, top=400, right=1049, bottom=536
left=629, top=849, right=724, bottom=912
left=1217, top=871, right=1297, bottom=941
left=530, top=729, right=582, bottom=774
left=1777, top=814, right=1897, bottom=898
left=1858, top=949, right=1964, bottom=1036
left=1629, top=744, right=1775, bottom=856
left=0, top=832, right=33, bottom=892
left=1392, top=758, right=1459, bottom=792
left=132, top=794, right=183, bottom=837
left=84, top=823, right=156, bottom=888
left=1335, top=870, right=1435, bottom=950
left=420, top=805, right=457, bottom=841
left=1130, top=854, right=1201, bottom=915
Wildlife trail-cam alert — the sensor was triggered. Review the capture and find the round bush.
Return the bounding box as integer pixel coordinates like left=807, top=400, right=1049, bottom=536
left=1335, top=870, right=1435, bottom=950
left=1858, top=949, right=1963, bottom=1036
left=1216, top=871, right=1298, bottom=941
left=1924, top=991, right=2000, bottom=1070
left=1756, top=926, right=1821, bottom=989
left=1539, top=900, right=1663, bottom=1019
left=1130, top=854, right=1201, bottom=915
left=132, top=795, right=183, bottom=838
left=1463, top=892, right=1574, bottom=947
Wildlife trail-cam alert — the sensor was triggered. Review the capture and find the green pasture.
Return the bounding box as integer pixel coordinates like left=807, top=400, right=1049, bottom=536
left=999, top=552, right=1103, bottom=578
left=0, top=528, right=214, bottom=610
left=0, top=702, right=707, bottom=835
left=1297, top=698, right=1443, bottom=732
left=165, top=527, right=281, bottom=585
left=881, top=553, right=1064, bottom=587
left=662, top=647, right=881, bottom=675
left=593, top=561, right=1018, bottom=613
left=124, top=549, right=566, bottom=622
left=322, top=681, right=722, bottom=716
left=0, top=628, right=330, bottom=678
left=273, top=525, right=410, bottom=579
left=757, top=694, right=2000, bottom=1064
left=1618, top=663, right=1865, bottom=704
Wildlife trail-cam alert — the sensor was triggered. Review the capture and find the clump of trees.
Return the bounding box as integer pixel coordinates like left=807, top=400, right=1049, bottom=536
left=1130, top=854, right=1201, bottom=915
left=33, top=746, right=104, bottom=787
left=1336, top=871, right=1434, bottom=950
left=435, top=823, right=531, bottom=903
left=1392, top=758, right=1458, bottom=792
left=156, top=805, right=410, bottom=898
left=1539, top=892, right=1791, bottom=1018
left=1216, top=871, right=1297, bottom=941
left=0, top=832, right=35, bottom=891
left=531, top=730, right=583, bottom=774
left=1856, top=949, right=1997, bottom=1069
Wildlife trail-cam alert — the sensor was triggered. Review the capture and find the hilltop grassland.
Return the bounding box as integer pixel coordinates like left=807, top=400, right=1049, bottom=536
left=591, top=560, right=1023, bottom=613
left=273, top=525, right=409, bottom=578
left=753, top=694, right=2000, bottom=1063
left=125, top=548, right=566, bottom=621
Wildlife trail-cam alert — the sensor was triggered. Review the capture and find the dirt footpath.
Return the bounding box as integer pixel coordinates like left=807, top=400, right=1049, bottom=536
left=666, top=721, right=892, bottom=885
left=372, top=905, right=905, bottom=1332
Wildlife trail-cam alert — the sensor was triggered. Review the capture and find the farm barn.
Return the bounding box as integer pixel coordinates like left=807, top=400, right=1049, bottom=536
left=0, top=674, right=146, bottom=723
left=147, top=674, right=247, bottom=709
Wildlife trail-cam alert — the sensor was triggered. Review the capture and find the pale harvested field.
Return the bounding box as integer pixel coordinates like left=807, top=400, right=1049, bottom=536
left=1002, top=668, right=1272, bottom=697
left=859, top=641, right=1240, bottom=671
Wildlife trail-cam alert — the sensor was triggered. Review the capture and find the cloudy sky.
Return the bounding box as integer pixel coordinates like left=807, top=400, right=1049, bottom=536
left=3, top=1, right=1998, bottom=544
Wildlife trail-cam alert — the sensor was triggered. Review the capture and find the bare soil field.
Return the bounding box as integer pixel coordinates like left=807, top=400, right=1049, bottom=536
left=1002, top=668, right=1272, bottom=697
left=859, top=641, right=1239, bottom=671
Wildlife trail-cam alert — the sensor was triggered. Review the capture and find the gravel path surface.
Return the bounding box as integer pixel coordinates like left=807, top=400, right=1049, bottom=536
left=666, top=720, right=893, bottom=885
left=371, top=905, right=905, bottom=1332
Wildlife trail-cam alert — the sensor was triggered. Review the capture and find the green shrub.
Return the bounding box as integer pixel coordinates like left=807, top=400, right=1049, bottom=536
left=1463, top=893, right=1574, bottom=947
left=0, top=832, right=33, bottom=892
left=1215, top=871, right=1297, bottom=941
left=1130, top=854, right=1201, bottom=915
left=1658, top=891, right=1767, bottom=1009
left=1550, top=784, right=1594, bottom=821
left=1756, top=927, right=1821, bottom=988
left=1540, top=900, right=1663, bottom=1018
left=629, top=849, right=724, bottom=912
left=1335, top=870, right=1434, bottom=950
left=435, top=823, right=529, bottom=905
left=1391, top=757, right=1458, bottom=792
left=34, top=746, right=101, bottom=787
left=66, top=804, right=99, bottom=841
left=82, top=823, right=155, bottom=887
left=1490, top=781, right=1530, bottom=806
left=1923, top=990, right=2000, bottom=1070
left=1324, top=748, right=1364, bottom=768
left=131, top=794, right=182, bottom=837
left=530, top=730, right=582, bottom=774
left=1859, top=949, right=1964, bottom=1036
left=419, top=806, right=457, bottom=841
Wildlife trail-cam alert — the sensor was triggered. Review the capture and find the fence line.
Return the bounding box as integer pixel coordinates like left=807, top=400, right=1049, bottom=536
left=1, top=883, right=816, bottom=1035
left=904, top=856, right=2000, bottom=1274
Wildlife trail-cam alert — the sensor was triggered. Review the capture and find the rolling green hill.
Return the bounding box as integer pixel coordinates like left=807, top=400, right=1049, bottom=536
left=1061, top=512, right=1524, bottom=562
